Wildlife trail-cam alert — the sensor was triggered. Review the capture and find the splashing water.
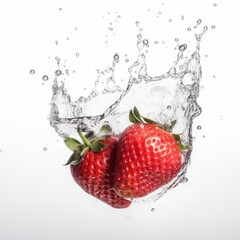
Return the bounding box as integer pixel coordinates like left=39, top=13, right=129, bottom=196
left=48, top=24, right=207, bottom=202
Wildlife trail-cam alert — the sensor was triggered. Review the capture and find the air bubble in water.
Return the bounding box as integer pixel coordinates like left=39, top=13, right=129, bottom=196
left=197, top=125, right=202, bottom=130
left=30, top=69, right=35, bottom=75
left=55, top=70, right=62, bottom=76
left=179, top=44, right=187, bottom=52
left=42, top=75, right=49, bottom=81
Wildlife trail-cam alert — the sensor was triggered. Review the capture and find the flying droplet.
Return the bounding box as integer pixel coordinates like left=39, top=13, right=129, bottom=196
left=65, top=69, right=70, bottom=75
left=213, top=3, right=217, bottom=7
left=108, top=27, right=113, bottom=31
left=125, top=58, right=129, bottom=62
left=197, top=19, right=202, bottom=25
left=154, top=41, right=159, bottom=44
left=113, top=53, right=119, bottom=62
left=151, top=208, right=155, bottom=212
left=42, top=75, right=49, bottom=81
left=179, top=44, right=187, bottom=52
left=135, top=21, right=140, bottom=27
left=175, top=38, right=179, bottom=42
left=55, top=70, right=62, bottom=76
left=43, top=147, right=48, bottom=151
left=187, top=27, right=191, bottom=31
left=181, top=15, right=184, bottom=20
left=211, top=25, right=216, bottom=29
left=143, top=39, right=149, bottom=45
left=167, top=105, right=172, bottom=110
left=76, top=53, right=80, bottom=57
left=181, top=177, right=188, bottom=183
left=30, top=69, right=35, bottom=75
left=197, top=125, right=202, bottom=130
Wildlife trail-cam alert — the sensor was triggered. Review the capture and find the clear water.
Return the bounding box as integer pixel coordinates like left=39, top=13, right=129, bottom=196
left=48, top=23, right=207, bottom=202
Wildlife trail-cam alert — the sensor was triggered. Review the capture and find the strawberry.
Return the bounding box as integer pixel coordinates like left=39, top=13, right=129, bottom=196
left=114, top=107, right=188, bottom=198
left=64, top=124, right=131, bottom=208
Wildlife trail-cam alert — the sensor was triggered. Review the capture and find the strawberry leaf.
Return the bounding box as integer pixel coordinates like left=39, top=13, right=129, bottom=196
left=98, top=123, right=112, bottom=138
left=90, top=141, right=107, bottom=152
left=141, top=116, right=157, bottom=124
left=64, top=151, right=81, bottom=165
left=172, top=134, right=189, bottom=150
left=64, top=138, right=82, bottom=151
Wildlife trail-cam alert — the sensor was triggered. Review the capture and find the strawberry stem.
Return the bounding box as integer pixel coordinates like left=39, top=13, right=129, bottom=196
left=78, top=128, right=91, bottom=146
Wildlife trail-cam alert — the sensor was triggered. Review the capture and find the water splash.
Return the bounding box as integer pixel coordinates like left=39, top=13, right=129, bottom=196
left=48, top=24, right=207, bottom=202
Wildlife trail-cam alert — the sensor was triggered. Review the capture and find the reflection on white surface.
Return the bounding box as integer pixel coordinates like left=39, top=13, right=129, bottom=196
left=1, top=0, right=240, bottom=239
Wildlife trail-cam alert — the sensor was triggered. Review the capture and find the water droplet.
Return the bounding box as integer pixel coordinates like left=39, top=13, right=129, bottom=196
left=66, top=37, right=69, bottom=40
left=42, top=75, right=49, bottom=81
left=108, top=27, right=113, bottom=31
left=59, top=8, right=62, bottom=11
left=154, top=41, right=159, bottom=44
left=167, top=105, right=172, bottom=110
left=55, top=70, right=62, bottom=76
left=213, top=3, right=217, bottom=7
left=202, top=135, right=205, bottom=138
left=0, top=149, right=2, bottom=153
left=135, top=21, right=140, bottom=27
left=113, top=53, right=119, bottom=62
left=76, top=53, right=80, bottom=57
left=181, top=177, right=188, bottom=183
left=55, top=40, right=59, bottom=45
left=30, top=69, right=35, bottom=75
left=74, top=27, right=78, bottom=31
left=175, top=38, right=179, bottom=42
left=205, top=54, right=208, bottom=57
left=203, top=26, right=208, bottom=33
left=143, top=39, right=149, bottom=46
left=125, top=58, right=129, bottom=62
left=169, top=19, right=172, bottom=23
left=55, top=57, right=61, bottom=65
left=181, top=15, right=184, bottom=20
left=211, top=25, right=216, bottom=29
left=197, top=19, right=202, bottom=25
left=65, top=69, right=70, bottom=75
left=43, top=147, right=48, bottom=151
left=197, top=125, right=202, bottom=130
left=213, top=75, right=216, bottom=78
left=187, top=27, right=191, bottom=31
left=179, top=44, right=187, bottom=52
left=151, top=208, right=155, bottom=212
left=117, top=15, right=121, bottom=18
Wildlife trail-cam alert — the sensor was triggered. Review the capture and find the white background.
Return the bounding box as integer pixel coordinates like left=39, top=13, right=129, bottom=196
left=0, top=0, right=240, bottom=239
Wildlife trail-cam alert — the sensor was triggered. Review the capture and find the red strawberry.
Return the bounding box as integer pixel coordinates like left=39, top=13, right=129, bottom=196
left=64, top=125, right=131, bottom=208
left=114, top=107, right=188, bottom=198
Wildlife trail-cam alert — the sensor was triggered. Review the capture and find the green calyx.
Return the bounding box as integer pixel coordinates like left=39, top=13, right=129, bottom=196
left=63, top=123, right=112, bottom=165
left=129, top=106, right=189, bottom=151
